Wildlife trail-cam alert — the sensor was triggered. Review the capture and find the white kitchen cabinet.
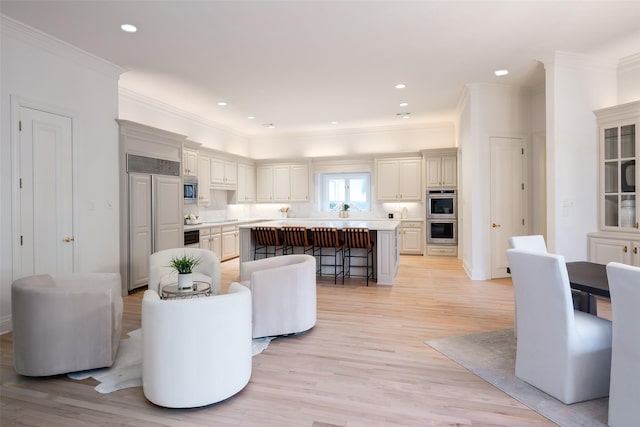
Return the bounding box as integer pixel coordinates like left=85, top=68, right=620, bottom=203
left=221, top=225, right=239, bottom=260
left=200, top=226, right=222, bottom=259
left=375, top=158, right=422, bottom=201
left=211, top=157, right=237, bottom=189
left=588, top=102, right=640, bottom=268
left=425, top=152, right=457, bottom=188
left=235, top=163, right=256, bottom=203
left=400, top=221, right=423, bottom=255
left=588, top=234, right=640, bottom=266
left=256, top=163, right=309, bottom=203
left=183, top=148, right=198, bottom=177
left=197, top=154, right=210, bottom=206
left=290, top=164, right=310, bottom=202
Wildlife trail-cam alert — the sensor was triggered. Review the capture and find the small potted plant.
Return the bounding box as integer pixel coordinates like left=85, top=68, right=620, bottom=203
left=169, top=253, right=201, bottom=290
left=339, top=203, right=350, bottom=218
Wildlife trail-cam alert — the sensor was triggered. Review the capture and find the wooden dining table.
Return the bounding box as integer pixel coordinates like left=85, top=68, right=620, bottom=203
left=565, top=261, right=609, bottom=313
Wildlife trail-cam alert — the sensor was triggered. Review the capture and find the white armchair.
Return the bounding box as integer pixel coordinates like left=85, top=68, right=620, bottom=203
left=12, top=273, right=123, bottom=376
left=149, top=248, right=221, bottom=295
left=606, top=262, right=640, bottom=427
left=240, top=254, right=316, bottom=338
left=506, top=249, right=612, bottom=404
left=141, top=283, right=252, bottom=408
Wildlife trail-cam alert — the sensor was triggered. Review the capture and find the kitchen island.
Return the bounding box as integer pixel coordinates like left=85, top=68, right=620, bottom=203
left=238, top=219, right=400, bottom=285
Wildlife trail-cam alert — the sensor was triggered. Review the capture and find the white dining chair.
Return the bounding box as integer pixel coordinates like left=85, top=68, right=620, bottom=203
left=508, top=235, right=597, bottom=314
left=606, top=262, right=640, bottom=427
left=506, top=249, right=612, bottom=404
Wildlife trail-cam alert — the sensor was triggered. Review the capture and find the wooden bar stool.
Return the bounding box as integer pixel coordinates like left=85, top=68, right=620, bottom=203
left=311, top=227, right=344, bottom=284
left=281, top=226, right=313, bottom=255
left=342, top=228, right=375, bottom=286
left=252, top=226, right=284, bottom=259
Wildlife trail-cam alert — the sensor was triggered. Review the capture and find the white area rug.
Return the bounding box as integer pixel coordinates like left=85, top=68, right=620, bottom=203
left=68, top=329, right=274, bottom=394
left=426, top=329, right=608, bottom=427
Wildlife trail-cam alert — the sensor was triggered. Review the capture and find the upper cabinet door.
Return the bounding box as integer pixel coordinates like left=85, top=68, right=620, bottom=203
left=272, top=165, right=291, bottom=201
left=290, top=164, right=309, bottom=202
left=425, top=157, right=442, bottom=188
left=441, top=156, right=457, bottom=187
left=183, top=148, right=198, bottom=177
left=376, top=158, right=421, bottom=201
left=256, top=165, right=274, bottom=202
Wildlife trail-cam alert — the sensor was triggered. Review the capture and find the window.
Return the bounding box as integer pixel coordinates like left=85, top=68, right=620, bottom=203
left=320, top=172, right=371, bottom=211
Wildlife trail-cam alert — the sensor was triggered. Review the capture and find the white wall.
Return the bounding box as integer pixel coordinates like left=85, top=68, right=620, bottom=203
left=247, top=123, right=455, bottom=159
left=0, top=16, right=121, bottom=333
left=119, top=88, right=251, bottom=157
left=618, top=53, right=640, bottom=104
left=543, top=52, right=617, bottom=259
left=459, top=83, right=532, bottom=279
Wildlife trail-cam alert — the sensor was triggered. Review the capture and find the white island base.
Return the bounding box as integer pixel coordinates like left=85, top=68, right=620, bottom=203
left=238, top=220, right=400, bottom=285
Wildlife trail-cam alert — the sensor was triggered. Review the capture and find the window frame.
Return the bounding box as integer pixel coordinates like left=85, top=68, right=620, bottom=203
left=319, top=172, right=371, bottom=212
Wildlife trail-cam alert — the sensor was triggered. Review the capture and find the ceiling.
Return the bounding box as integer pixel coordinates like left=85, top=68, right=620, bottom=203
left=2, top=1, right=640, bottom=136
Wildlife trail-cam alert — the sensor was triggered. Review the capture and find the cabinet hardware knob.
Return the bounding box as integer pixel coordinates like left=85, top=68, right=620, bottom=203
left=636, top=222, right=639, bottom=229
left=492, top=223, right=501, bottom=228
left=63, top=237, right=74, bottom=243
left=624, top=246, right=628, bottom=253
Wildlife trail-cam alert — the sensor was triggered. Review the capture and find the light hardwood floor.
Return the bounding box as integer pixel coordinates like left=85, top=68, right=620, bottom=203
left=1, top=255, right=610, bottom=426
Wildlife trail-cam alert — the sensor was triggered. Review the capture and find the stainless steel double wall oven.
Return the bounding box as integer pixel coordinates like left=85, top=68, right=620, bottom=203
left=426, top=189, right=457, bottom=245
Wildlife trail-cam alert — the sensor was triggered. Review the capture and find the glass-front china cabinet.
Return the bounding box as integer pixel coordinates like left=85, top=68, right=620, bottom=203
left=588, top=101, right=640, bottom=266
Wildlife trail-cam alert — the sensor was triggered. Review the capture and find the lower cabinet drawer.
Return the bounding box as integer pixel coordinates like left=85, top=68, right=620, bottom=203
left=427, top=245, right=457, bottom=257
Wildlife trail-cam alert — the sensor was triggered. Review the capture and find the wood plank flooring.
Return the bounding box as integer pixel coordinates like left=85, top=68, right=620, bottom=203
left=1, top=255, right=610, bottom=426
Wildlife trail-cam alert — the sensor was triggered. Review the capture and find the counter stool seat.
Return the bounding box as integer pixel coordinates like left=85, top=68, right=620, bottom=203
left=343, top=228, right=375, bottom=286
left=311, top=227, right=344, bottom=284
left=253, top=226, right=284, bottom=259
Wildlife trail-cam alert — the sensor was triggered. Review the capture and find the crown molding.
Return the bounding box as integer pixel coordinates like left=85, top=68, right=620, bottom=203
left=118, top=87, right=249, bottom=140
left=1, top=14, right=122, bottom=79
left=618, top=52, right=640, bottom=73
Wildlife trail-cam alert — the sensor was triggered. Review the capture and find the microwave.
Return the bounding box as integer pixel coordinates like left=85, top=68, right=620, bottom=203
left=184, top=180, right=198, bottom=203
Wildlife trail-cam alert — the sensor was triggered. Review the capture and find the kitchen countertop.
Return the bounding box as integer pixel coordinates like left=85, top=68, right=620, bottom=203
left=237, top=219, right=402, bottom=231
left=185, top=217, right=422, bottom=232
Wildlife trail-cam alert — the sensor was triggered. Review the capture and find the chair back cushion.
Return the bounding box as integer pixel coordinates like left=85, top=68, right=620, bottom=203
left=508, top=235, right=547, bottom=252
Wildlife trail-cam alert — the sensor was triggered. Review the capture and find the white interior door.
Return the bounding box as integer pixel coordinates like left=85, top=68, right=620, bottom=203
left=16, top=106, right=73, bottom=279
left=490, top=137, right=526, bottom=278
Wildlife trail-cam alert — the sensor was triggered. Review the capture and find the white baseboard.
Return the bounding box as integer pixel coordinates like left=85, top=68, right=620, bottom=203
left=0, top=314, right=12, bottom=335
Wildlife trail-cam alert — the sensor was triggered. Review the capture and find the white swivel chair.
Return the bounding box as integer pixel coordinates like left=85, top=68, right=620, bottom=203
left=508, top=235, right=597, bottom=314
left=506, top=249, right=612, bottom=404
left=149, top=248, right=221, bottom=295
left=12, top=273, right=123, bottom=376
left=606, top=262, right=640, bottom=427
left=240, top=254, right=317, bottom=338
left=142, top=283, right=252, bottom=408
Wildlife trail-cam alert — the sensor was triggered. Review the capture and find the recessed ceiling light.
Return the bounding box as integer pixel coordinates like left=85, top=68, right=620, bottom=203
left=494, top=69, right=509, bottom=76
left=120, top=24, right=137, bottom=33
left=399, top=102, right=408, bottom=107
left=247, top=116, right=255, bottom=120
left=217, top=101, right=227, bottom=106
left=402, top=114, right=411, bottom=119
left=331, top=121, right=338, bottom=125
left=395, top=83, right=406, bottom=89
left=268, top=124, right=275, bottom=129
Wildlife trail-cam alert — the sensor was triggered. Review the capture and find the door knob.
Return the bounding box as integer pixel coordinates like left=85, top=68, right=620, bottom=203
left=63, top=237, right=74, bottom=243
left=624, top=246, right=628, bottom=253
left=492, top=223, right=501, bottom=228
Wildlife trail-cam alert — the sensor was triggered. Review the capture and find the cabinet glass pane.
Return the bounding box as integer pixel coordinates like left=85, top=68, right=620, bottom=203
left=604, top=128, right=618, bottom=160
left=621, top=159, right=635, bottom=193
left=605, top=195, right=619, bottom=227
left=620, top=195, right=636, bottom=228
left=621, top=125, right=635, bottom=158
left=605, top=161, right=618, bottom=193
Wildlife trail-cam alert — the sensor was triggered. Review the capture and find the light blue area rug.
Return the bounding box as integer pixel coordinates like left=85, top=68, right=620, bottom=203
left=426, top=329, right=608, bottom=427
left=68, top=329, right=274, bottom=393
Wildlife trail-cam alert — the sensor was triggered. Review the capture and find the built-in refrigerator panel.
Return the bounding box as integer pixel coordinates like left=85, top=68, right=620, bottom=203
left=129, top=173, right=152, bottom=290
left=127, top=159, right=182, bottom=292
left=153, top=175, right=182, bottom=252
